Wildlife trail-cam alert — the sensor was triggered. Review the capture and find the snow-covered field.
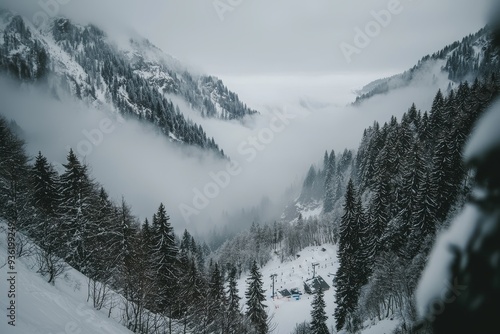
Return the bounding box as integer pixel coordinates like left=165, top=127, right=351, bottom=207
left=237, top=244, right=398, bottom=334
left=0, top=222, right=131, bottom=334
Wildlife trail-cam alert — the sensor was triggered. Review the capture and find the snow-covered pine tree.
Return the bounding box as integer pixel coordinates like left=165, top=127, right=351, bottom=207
left=226, top=265, right=244, bottom=333
left=207, top=262, right=226, bottom=333
left=368, top=148, right=391, bottom=258
left=413, top=171, right=437, bottom=238
left=245, top=260, right=268, bottom=334
left=59, top=149, right=98, bottom=273
left=31, top=151, right=65, bottom=284
left=394, top=143, right=426, bottom=258
left=121, top=215, right=150, bottom=332
left=334, top=179, right=362, bottom=331
left=356, top=194, right=373, bottom=283
left=179, top=256, right=206, bottom=333
left=0, top=116, right=31, bottom=231
left=431, top=137, right=455, bottom=222
left=310, top=288, right=329, bottom=334
left=323, top=151, right=329, bottom=175
left=113, top=197, right=139, bottom=288
left=150, top=203, right=179, bottom=316
left=180, top=229, right=193, bottom=256
left=429, top=89, right=445, bottom=140
left=31, top=151, right=60, bottom=217
left=324, top=150, right=336, bottom=213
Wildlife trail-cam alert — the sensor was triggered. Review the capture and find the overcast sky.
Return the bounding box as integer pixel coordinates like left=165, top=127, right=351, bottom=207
left=3, top=0, right=490, bottom=77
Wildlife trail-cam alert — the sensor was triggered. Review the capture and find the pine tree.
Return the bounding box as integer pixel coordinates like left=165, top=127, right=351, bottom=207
left=407, top=171, right=437, bottom=259
left=368, top=166, right=390, bottom=257
left=226, top=265, right=243, bottom=333
left=429, top=89, right=445, bottom=139
left=115, top=197, right=139, bottom=286
left=310, top=288, right=329, bottom=334
left=59, top=149, right=97, bottom=273
left=393, top=143, right=425, bottom=257
left=337, top=180, right=358, bottom=256
left=31, top=152, right=65, bottom=284
left=419, top=111, right=432, bottom=153
left=208, top=263, right=226, bottom=333
left=355, top=195, right=371, bottom=284
left=122, top=215, right=150, bottom=332
left=431, top=137, right=455, bottom=221
left=0, top=116, right=31, bottom=231
left=32, top=151, right=60, bottom=217
left=30, top=151, right=62, bottom=242
left=245, top=260, right=268, bottom=334
left=324, top=150, right=336, bottom=213
left=150, top=203, right=179, bottom=315
left=334, top=180, right=362, bottom=331
left=179, top=257, right=206, bottom=333
left=413, top=171, right=437, bottom=237
left=323, top=150, right=329, bottom=174
left=180, top=229, right=192, bottom=256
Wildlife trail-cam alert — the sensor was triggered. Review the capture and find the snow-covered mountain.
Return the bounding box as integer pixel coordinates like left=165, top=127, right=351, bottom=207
left=120, top=37, right=257, bottom=120
left=0, top=9, right=256, bottom=155
left=355, top=26, right=499, bottom=103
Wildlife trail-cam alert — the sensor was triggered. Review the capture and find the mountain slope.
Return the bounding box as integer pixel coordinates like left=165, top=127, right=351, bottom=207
left=355, top=26, right=499, bottom=103
left=288, top=27, right=500, bottom=224
left=0, top=222, right=132, bottom=334
left=121, top=37, right=257, bottom=120
left=0, top=9, right=256, bottom=155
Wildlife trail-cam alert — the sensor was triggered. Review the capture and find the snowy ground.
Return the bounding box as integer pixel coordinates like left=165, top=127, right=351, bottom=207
left=300, top=205, right=323, bottom=220
left=0, top=219, right=397, bottom=334
left=0, top=222, right=131, bottom=334
left=237, top=244, right=338, bottom=334
left=237, top=244, right=398, bottom=334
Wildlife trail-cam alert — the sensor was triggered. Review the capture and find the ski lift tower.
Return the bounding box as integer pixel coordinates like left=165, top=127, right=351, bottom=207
left=270, top=274, right=277, bottom=299
left=312, top=262, right=319, bottom=278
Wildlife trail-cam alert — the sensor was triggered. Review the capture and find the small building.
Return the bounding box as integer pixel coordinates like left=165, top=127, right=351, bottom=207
left=303, top=275, right=330, bottom=294
left=279, top=289, right=292, bottom=298
left=290, top=288, right=301, bottom=300
left=279, top=288, right=302, bottom=300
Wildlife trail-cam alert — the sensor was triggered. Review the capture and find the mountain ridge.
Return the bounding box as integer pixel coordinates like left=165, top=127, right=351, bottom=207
left=355, top=25, right=499, bottom=104
left=0, top=9, right=256, bottom=156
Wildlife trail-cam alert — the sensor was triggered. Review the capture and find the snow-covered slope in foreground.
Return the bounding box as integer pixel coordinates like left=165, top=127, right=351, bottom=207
left=0, top=223, right=131, bottom=334
left=238, top=244, right=398, bottom=334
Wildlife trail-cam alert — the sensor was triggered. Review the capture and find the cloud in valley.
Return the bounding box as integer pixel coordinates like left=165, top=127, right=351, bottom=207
left=0, top=59, right=450, bottom=235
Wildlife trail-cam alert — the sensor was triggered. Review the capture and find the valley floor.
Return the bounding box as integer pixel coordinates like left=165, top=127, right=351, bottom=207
left=238, top=244, right=398, bottom=334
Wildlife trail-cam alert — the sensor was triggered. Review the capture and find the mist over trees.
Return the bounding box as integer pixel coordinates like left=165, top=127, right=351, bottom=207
left=292, top=76, right=499, bottom=332
left=2, top=5, right=500, bottom=334
left=0, top=12, right=259, bottom=157
left=208, top=76, right=499, bottom=333
left=0, top=115, right=275, bottom=333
